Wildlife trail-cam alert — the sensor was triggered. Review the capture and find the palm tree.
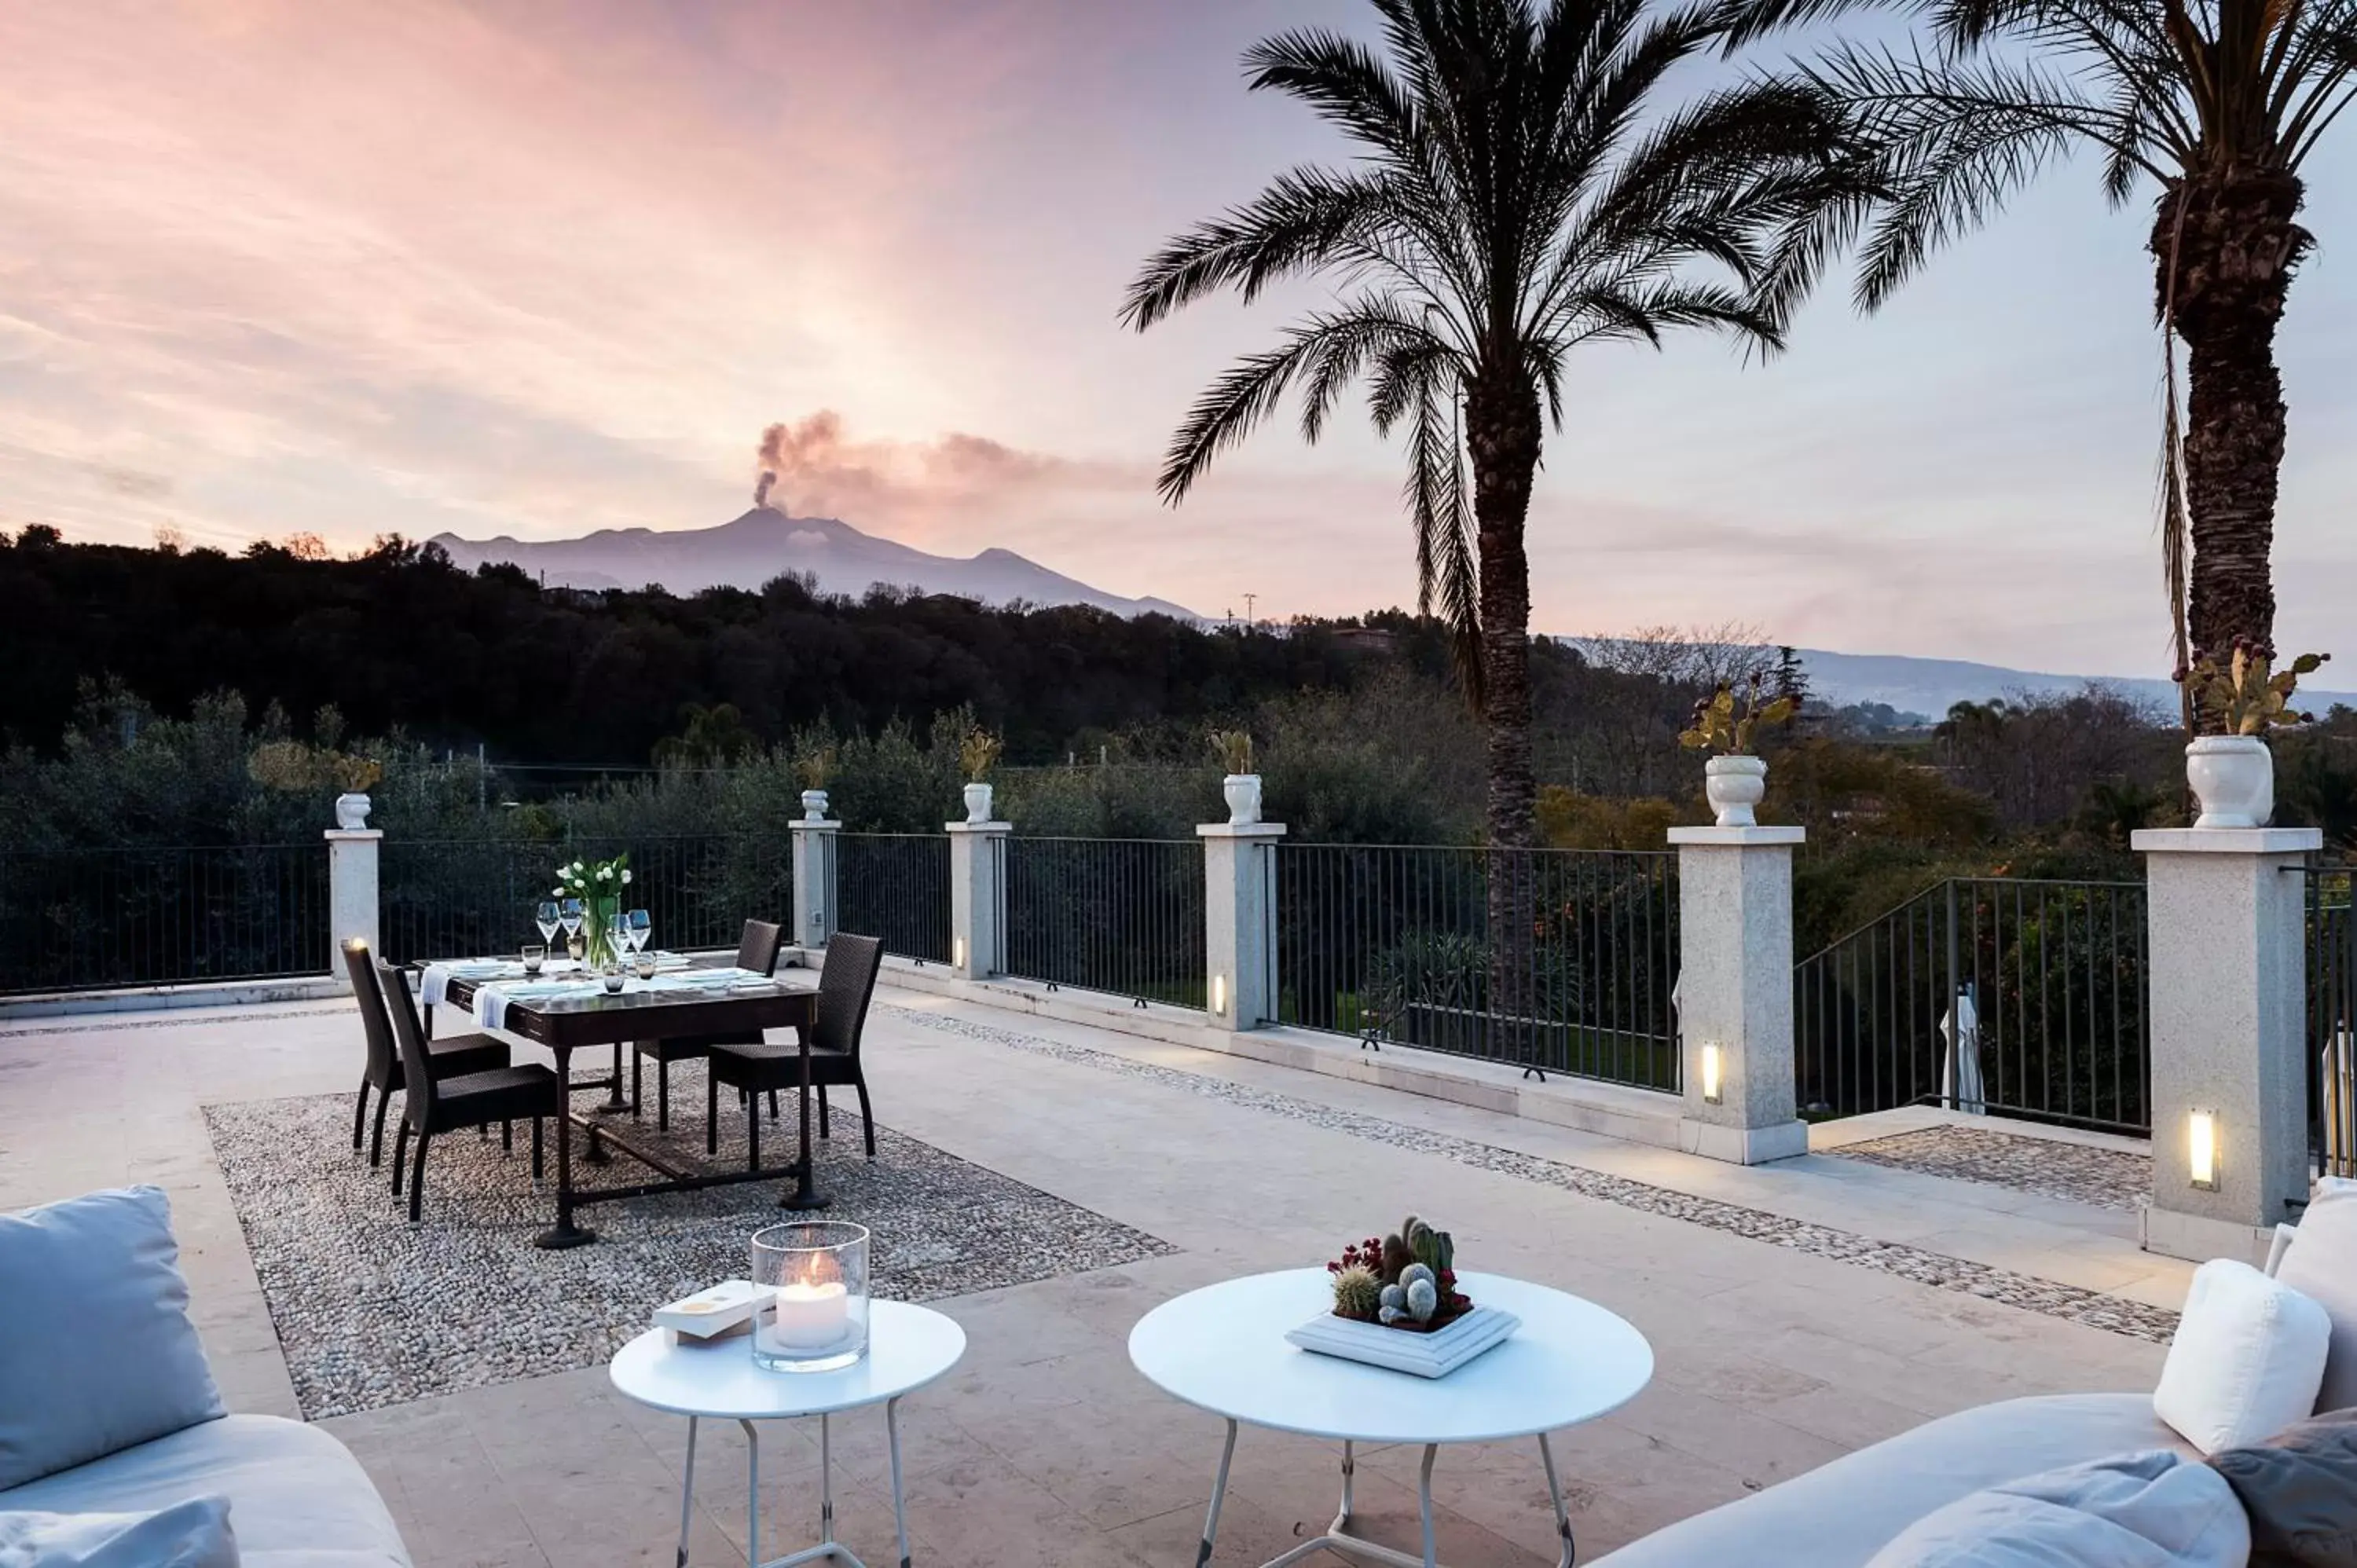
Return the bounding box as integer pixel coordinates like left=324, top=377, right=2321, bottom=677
left=1124, top=0, right=1864, bottom=841
left=1124, top=0, right=1865, bottom=1061
left=1725, top=0, right=2357, bottom=678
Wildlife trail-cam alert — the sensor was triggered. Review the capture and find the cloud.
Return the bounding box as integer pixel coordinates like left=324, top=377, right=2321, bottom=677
left=750, top=411, right=1142, bottom=547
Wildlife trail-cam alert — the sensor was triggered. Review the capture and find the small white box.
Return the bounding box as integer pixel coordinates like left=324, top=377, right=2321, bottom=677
left=655, top=1280, right=767, bottom=1341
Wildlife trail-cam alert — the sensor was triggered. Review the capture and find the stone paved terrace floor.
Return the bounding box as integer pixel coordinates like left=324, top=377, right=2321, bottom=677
left=0, top=980, right=2194, bottom=1567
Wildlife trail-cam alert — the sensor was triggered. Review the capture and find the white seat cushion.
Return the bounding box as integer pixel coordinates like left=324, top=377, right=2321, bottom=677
left=2153, top=1258, right=2331, bottom=1455
left=1863, top=1450, right=2249, bottom=1568
left=2276, top=1179, right=2357, bottom=1413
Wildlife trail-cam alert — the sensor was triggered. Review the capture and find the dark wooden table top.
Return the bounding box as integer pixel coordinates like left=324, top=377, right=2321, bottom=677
left=434, top=960, right=816, bottom=1050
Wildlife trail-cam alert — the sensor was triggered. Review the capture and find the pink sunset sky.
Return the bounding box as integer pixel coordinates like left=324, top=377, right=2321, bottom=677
left=5, top=0, right=2356, bottom=674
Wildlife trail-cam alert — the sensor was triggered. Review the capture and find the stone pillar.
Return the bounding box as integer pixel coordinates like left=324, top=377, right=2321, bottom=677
left=324, top=829, right=382, bottom=988
left=1667, top=825, right=1809, bottom=1164
left=2133, top=826, right=2320, bottom=1264
left=1199, top=822, right=1285, bottom=1029
left=789, top=819, right=840, bottom=953
left=947, top=821, right=1010, bottom=980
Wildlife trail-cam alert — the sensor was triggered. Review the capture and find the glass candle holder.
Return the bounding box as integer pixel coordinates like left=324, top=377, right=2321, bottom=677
left=750, top=1221, right=871, bottom=1372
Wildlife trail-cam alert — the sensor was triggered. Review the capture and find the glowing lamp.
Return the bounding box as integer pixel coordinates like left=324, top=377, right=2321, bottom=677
left=2188, top=1108, right=2220, bottom=1191
left=1700, top=1042, right=1724, bottom=1105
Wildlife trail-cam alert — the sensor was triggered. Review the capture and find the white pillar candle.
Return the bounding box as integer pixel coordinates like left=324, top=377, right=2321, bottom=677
left=769, top=1280, right=849, bottom=1349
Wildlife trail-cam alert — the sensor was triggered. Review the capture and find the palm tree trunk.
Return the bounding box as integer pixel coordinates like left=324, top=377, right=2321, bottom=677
left=1465, top=368, right=1543, bottom=1070
left=2152, top=170, right=2310, bottom=662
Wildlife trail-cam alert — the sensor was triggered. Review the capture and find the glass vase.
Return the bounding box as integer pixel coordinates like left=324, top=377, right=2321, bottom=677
left=750, top=1221, right=871, bottom=1372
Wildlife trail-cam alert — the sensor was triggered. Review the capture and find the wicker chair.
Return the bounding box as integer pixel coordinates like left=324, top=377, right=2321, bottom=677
left=379, top=961, right=566, bottom=1223
left=343, top=939, right=511, bottom=1167
left=705, top=934, right=885, bottom=1166
left=629, top=919, right=785, bottom=1130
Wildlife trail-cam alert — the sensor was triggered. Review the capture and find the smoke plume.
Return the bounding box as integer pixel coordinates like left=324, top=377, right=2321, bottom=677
left=753, top=422, right=788, bottom=509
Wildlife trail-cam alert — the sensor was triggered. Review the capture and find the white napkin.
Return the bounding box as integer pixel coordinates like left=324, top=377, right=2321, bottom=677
left=474, top=977, right=599, bottom=1031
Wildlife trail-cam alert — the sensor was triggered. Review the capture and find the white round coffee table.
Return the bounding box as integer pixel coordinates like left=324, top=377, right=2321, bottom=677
left=1129, top=1269, right=1651, bottom=1568
left=610, top=1300, right=966, bottom=1568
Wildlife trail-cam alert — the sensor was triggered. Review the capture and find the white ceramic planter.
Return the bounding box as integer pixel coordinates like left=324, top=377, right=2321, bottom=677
left=334, top=792, right=372, bottom=831
left=2186, top=735, right=2274, bottom=829
left=1223, top=773, right=1263, bottom=827
left=1703, top=756, right=1767, bottom=829
left=800, top=789, right=830, bottom=822
left=962, top=781, right=994, bottom=824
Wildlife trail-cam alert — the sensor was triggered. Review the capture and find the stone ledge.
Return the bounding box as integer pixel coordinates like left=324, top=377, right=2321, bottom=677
left=814, top=948, right=1687, bottom=1148
left=1666, top=825, right=1805, bottom=846
left=943, top=820, right=1012, bottom=835
left=2131, top=826, right=2322, bottom=854
left=1195, top=822, right=1288, bottom=839
left=1680, top=1117, right=1810, bottom=1166
left=0, top=974, right=345, bottom=1020
left=2141, top=1203, right=2277, bottom=1266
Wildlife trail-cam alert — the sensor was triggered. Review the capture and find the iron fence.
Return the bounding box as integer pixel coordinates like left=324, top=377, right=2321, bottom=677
left=1274, top=843, right=1680, bottom=1088
left=379, top=835, right=790, bottom=964
left=2307, top=864, right=2357, bottom=1180
left=1794, top=877, right=2150, bottom=1134
left=1003, top=837, right=1205, bottom=1008
left=0, top=844, right=330, bottom=994
left=836, top=833, right=950, bottom=964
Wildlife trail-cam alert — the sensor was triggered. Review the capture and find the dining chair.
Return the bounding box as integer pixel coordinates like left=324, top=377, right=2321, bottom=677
left=379, top=960, right=566, bottom=1223
left=343, top=939, right=512, bottom=1168
left=629, top=918, right=785, bottom=1131
left=705, top=933, right=885, bottom=1167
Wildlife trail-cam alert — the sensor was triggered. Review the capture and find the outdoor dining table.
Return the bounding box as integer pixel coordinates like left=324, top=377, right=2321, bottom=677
left=423, top=958, right=823, bottom=1249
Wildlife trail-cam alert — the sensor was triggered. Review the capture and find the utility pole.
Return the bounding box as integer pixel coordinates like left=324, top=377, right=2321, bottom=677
left=1243, top=592, right=1258, bottom=625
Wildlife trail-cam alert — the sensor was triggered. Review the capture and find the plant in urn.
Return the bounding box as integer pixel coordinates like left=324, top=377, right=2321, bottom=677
left=2176, top=642, right=2329, bottom=828
left=1679, top=674, right=1798, bottom=828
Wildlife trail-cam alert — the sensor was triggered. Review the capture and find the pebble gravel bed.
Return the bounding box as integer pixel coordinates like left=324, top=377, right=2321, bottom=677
left=1829, top=1124, right=2151, bottom=1212
left=203, top=1064, right=1171, bottom=1419
left=886, top=1006, right=2180, bottom=1346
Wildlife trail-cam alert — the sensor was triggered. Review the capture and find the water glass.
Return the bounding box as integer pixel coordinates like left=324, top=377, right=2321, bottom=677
left=521, top=943, right=545, bottom=976
left=750, top=1222, right=871, bottom=1372
left=632, top=948, right=658, bottom=980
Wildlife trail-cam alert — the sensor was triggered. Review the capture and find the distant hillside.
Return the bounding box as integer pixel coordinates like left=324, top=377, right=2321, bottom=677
left=430, top=508, right=1199, bottom=620
left=1791, top=647, right=2357, bottom=719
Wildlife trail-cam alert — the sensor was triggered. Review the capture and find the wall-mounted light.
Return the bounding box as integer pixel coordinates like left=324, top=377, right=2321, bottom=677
left=953, top=936, right=967, bottom=970
left=1699, top=1042, right=1724, bottom=1105
left=1211, top=973, right=1228, bottom=1017
left=2188, top=1108, right=2220, bottom=1191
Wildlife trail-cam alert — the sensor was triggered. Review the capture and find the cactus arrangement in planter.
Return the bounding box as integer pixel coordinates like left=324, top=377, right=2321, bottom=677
left=1323, top=1214, right=1473, bottom=1332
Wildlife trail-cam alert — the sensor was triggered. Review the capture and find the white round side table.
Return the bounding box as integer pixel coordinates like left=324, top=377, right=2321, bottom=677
left=610, top=1299, right=966, bottom=1568
left=1128, top=1269, right=1653, bottom=1568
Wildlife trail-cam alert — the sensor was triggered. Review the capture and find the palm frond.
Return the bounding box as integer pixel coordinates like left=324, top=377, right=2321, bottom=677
left=1121, top=167, right=1402, bottom=332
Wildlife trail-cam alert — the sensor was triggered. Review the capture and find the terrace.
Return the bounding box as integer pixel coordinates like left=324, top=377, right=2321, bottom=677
left=5, top=801, right=2303, bottom=1567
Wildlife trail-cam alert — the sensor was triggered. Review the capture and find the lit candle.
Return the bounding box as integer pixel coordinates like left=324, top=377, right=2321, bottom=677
left=769, top=1280, right=850, bottom=1349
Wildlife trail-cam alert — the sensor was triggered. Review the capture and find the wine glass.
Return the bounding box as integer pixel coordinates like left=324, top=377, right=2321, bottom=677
left=535, top=900, right=560, bottom=950
left=626, top=909, right=651, bottom=954
left=559, top=897, right=585, bottom=962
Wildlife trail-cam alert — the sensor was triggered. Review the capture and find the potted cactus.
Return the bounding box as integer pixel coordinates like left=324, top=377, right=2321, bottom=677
left=2177, top=643, right=2329, bottom=829
left=959, top=727, right=1002, bottom=824
left=1678, top=675, right=1798, bottom=828
left=1324, top=1214, right=1472, bottom=1332
left=1211, top=728, right=1259, bottom=826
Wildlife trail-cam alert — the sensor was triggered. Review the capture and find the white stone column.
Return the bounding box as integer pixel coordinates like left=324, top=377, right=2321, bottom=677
left=2133, top=826, right=2320, bottom=1264
left=789, top=819, right=839, bottom=953
left=1667, top=825, right=1809, bottom=1164
left=1199, top=822, right=1285, bottom=1029
left=947, top=821, right=1009, bottom=980
left=324, top=829, right=382, bottom=987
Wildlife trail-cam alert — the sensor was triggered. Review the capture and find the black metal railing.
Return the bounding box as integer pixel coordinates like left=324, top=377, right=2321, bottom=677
left=2306, top=863, right=2356, bottom=1180
left=1794, top=877, right=2150, bottom=1134
left=0, top=844, right=331, bottom=994
left=1003, top=837, right=1205, bottom=1008
left=1274, top=843, right=1681, bottom=1088
left=836, top=833, right=950, bottom=964
left=379, top=835, right=790, bottom=964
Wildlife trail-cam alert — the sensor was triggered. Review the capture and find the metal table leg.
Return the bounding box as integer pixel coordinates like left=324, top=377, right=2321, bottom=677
left=741, top=1418, right=761, bottom=1568
left=1539, top=1432, right=1575, bottom=1567
left=887, top=1397, right=911, bottom=1568
left=1198, top=1418, right=1237, bottom=1568
left=534, top=1046, right=596, bottom=1248
left=1417, top=1444, right=1437, bottom=1568
left=675, top=1416, right=698, bottom=1568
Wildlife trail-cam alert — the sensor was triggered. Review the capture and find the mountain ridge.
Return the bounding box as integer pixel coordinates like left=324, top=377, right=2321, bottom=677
left=428, top=508, right=1199, bottom=620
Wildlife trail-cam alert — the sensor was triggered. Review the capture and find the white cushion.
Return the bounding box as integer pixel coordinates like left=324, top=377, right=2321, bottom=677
left=1863, top=1450, right=2249, bottom=1567
left=2276, top=1179, right=2357, bottom=1413
left=0, top=1495, right=236, bottom=1566
left=2154, top=1258, right=2331, bottom=1455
